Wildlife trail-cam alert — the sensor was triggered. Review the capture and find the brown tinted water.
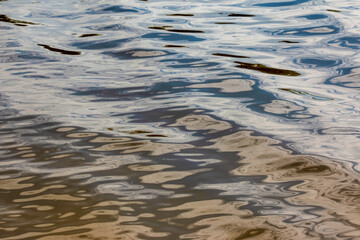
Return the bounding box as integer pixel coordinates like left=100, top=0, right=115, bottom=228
left=1, top=0, right=360, bottom=239
left=1, top=110, right=360, bottom=239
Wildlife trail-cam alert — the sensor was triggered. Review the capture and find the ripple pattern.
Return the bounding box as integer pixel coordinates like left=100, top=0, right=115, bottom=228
left=1, top=0, right=360, bottom=239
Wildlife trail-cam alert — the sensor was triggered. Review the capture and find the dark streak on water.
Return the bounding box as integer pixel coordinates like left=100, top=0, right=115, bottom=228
left=38, top=44, right=82, bottom=56
left=213, top=53, right=250, bottom=59
left=226, top=13, right=255, bottom=17
left=0, top=14, right=37, bottom=26
left=0, top=0, right=360, bottom=239
left=79, top=33, right=102, bottom=38
left=166, top=14, right=194, bottom=17
left=234, top=61, right=301, bottom=76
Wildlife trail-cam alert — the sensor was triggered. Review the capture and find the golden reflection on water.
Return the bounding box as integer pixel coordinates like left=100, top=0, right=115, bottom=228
left=160, top=199, right=307, bottom=240
left=261, top=100, right=304, bottom=114
left=91, top=139, right=192, bottom=156
left=170, top=114, right=232, bottom=132
left=203, top=129, right=360, bottom=239
left=189, top=79, right=255, bottom=93
left=0, top=176, right=34, bottom=190
left=140, top=168, right=211, bottom=184
left=1, top=115, right=360, bottom=239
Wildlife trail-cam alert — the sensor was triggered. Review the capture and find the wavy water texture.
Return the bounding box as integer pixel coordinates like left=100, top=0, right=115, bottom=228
left=1, top=109, right=360, bottom=239
left=0, top=0, right=360, bottom=239
left=0, top=0, right=359, bottom=160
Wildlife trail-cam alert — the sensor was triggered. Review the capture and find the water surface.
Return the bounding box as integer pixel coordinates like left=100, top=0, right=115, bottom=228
left=1, top=0, right=360, bottom=239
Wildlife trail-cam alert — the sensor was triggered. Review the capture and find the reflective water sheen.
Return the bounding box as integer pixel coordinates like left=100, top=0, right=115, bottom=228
left=1, top=0, right=360, bottom=239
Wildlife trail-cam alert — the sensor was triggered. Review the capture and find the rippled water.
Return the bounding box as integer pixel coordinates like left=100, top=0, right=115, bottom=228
left=1, top=0, right=360, bottom=239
